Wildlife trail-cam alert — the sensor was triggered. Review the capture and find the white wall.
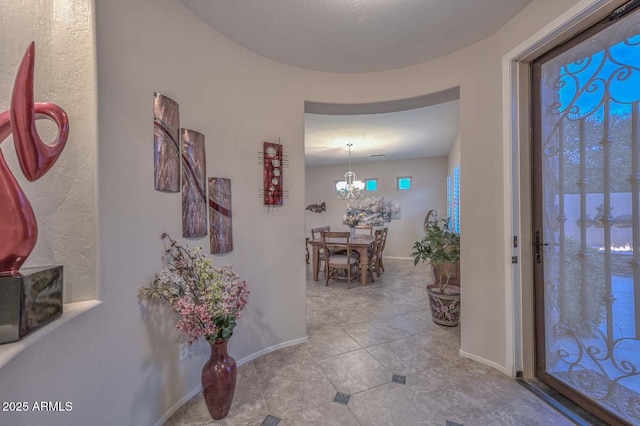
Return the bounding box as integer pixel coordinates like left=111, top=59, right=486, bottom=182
left=305, top=157, right=448, bottom=258
left=0, top=0, right=588, bottom=424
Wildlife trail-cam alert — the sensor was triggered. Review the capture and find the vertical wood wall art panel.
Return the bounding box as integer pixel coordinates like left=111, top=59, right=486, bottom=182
left=208, top=178, right=233, bottom=254
left=263, top=142, right=283, bottom=206
left=153, top=93, right=180, bottom=192
left=181, top=129, right=207, bottom=237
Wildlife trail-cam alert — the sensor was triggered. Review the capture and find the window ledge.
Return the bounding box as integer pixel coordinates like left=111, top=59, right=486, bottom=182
left=0, top=300, right=101, bottom=369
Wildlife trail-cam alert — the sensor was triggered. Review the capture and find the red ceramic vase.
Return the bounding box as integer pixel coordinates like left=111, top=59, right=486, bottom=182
left=201, top=338, right=237, bottom=420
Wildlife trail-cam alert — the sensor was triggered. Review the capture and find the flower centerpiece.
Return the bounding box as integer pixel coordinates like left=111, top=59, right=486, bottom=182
left=342, top=208, right=366, bottom=228
left=139, top=233, right=249, bottom=420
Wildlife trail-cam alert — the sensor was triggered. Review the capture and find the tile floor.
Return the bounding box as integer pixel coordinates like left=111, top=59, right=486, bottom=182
left=166, top=259, right=576, bottom=425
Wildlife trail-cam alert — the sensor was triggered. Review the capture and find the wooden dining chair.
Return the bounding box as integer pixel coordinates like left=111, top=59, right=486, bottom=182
left=366, top=230, right=384, bottom=283
left=354, top=224, right=374, bottom=235
left=311, top=226, right=331, bottom=272
left=321, top=231, right=360, bottom=288
left=311, top=225, right=331, bottom=240
left=378, top=227, right=389, bottom=272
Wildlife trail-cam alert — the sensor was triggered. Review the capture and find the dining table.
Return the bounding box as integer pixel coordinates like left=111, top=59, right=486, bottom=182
left=308, top=234, right=375, bottom=287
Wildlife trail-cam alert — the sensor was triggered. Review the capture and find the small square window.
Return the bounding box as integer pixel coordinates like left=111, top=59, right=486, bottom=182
left=365, top=178, right=378, bottom=191
left=397, top=176, right=412, bottom=190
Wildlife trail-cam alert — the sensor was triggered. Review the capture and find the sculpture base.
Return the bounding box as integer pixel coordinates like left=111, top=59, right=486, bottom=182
left=0, top=266, right=63, bottom=344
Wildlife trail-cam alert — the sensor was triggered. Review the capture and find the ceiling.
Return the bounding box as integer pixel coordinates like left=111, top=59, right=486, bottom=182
left=180, top=0, right=533, bottom=73
left=305, top=99, right=459, bottom=167
left=180, top=0, right=527, bottom=165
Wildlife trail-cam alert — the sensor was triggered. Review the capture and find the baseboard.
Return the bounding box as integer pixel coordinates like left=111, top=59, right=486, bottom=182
left=459, top=349, right=511, bottom=376
left=153, top=335, right=308, bottom=426
left=154, top=384, right=203, bottom=426
left=236, top=336, right=309, bottom=365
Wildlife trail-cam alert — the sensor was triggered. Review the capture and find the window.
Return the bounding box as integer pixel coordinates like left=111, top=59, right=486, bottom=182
left=453, top=165, right=460, bottom=233
left=447, top=166, right=460, bottom=233
left=447, top=175, right=452, bottom=220
left=365, top=178, right=378, bottom=191
left=397, top=176, right=412, bottom=190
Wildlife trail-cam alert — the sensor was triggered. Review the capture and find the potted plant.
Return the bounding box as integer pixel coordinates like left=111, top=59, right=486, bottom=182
left=139, top=233, right=249, bottom=420
left=411, top=210, right=461, bottom=326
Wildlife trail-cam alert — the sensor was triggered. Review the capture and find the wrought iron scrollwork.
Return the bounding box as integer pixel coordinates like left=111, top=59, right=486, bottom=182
left=554, top=321, right=640, bottom=424
left=543, top=28, right=640, bottom=149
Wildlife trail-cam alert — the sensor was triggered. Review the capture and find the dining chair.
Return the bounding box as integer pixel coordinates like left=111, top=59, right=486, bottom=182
left=366, top=230, right=384, bottom=283
left=322, top=231, right=360, bottom=288
left=311, top=225, right=330, bottom=240
left=354, top=224, right=374, bottom=235
left=378, top=227, right=389, bottom=272
left=311, top=226, right=331, bottom=272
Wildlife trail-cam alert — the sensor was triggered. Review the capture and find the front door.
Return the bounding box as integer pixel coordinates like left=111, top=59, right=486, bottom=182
left=532, top=4, right=640, bottom=424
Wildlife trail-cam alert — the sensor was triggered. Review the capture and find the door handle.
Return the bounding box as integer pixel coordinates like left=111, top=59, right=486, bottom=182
left=534, top=231, right=548, bottom=264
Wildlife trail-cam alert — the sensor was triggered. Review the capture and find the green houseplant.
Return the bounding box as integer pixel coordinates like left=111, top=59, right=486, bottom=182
left=411, top=210, right=461, bottom=326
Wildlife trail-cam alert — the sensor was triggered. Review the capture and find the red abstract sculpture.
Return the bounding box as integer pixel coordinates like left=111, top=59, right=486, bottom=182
left=0, top=42, right=69, bottom=275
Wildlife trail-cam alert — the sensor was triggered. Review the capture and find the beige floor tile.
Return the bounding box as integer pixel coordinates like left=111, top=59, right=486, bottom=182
left=306, top=326, right=362, bottom=359
left=341, top=318, right=410, bottom=347
left=318, top=348, right=391, bottom=394
left=322, top=304, right=379, bottom=327
left=252, top=344, right=313, bottom=377
left=279, top=402, right=360, bottom=426
left=305, top=311, right=334, bottom=335
left=256, top=358, right=336, bottom=418
left=366, top=331, right=461, bottom=376
left=169, top=260, right=586, bottom=426
left=348, top=382, right=440, bottom=426
left=385, top=312, right=434, bottom=336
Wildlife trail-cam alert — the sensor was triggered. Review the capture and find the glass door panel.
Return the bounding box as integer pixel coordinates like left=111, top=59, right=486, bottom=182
left=533, top=6, right=640, bottom=424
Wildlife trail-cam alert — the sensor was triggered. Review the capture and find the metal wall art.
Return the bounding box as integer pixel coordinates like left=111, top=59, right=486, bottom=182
left=260, top=141, right=288, bottom=206
left=208, top=178, right=233, bottom=254
left=305, top=202, right=326, bottom=213
left=0, top=42, right=69, bottom=275
left=153, top=92, right=180, bottom=192
left=263, top=141, right=282, bottom=205
left=181, top=129, right=207, bottom=237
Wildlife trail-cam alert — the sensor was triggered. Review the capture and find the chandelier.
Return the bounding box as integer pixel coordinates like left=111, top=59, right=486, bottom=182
left=335, top=143, right=364, bottom=200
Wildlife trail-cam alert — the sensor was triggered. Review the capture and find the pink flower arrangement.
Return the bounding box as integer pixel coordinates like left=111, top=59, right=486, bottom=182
left=140, top=233, right=249, bottom=343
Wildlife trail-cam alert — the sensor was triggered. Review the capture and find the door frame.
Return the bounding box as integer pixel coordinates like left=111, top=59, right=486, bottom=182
left=501, top=0, right=627, bottom=379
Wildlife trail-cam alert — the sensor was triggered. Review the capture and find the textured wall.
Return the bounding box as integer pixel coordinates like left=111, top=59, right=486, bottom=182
left=0, top=0, right=97, bottom=302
